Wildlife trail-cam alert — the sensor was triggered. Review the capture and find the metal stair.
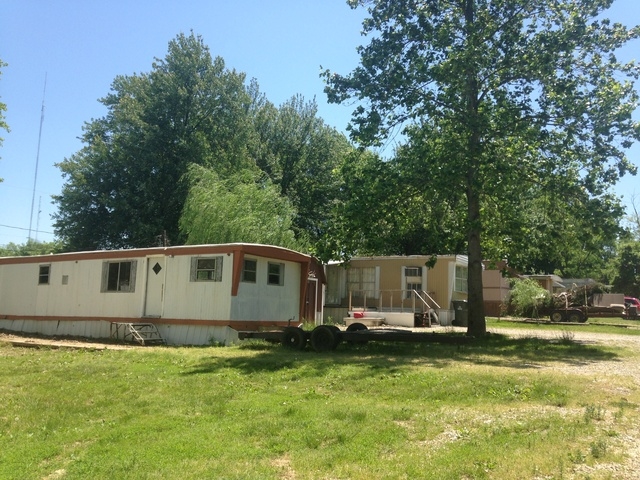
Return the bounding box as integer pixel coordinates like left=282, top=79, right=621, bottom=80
left=110, top=322, right=166, bottom=346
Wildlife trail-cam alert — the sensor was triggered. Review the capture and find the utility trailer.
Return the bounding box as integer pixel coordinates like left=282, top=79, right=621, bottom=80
left=549, top=307, right=588, bottom=323
left=238, top=323, right=472, bottom=352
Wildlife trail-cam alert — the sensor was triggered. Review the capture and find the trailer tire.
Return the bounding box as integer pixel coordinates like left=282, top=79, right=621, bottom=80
left=567, top=310, right=585, bottom=323
left=310, top=325, right=338, bottom=352
left=346, top=322, right=369, bottom=345
left=282, top=327, right=307, bottom=350
left=326, top=325, right=343, bottom=349
left=550, top=311, right=565, bottom=323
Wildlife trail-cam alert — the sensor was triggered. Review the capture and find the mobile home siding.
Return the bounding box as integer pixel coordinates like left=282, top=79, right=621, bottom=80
left=1, top=258, right=143, bottom=318
left=160, top=254, right=233, bottom=321
left=230, top=257, right=301, bottom=323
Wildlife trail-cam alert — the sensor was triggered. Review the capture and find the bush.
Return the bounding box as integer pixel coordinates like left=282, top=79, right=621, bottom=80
left=508, top=278, right=550, bottom=318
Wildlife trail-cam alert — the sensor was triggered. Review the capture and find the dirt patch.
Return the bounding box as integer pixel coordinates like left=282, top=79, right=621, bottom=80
left=0, top=330, right=136, bottom=350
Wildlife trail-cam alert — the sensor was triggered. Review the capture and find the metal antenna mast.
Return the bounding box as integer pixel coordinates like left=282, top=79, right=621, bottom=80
left=35, top=196, right=42, bottom=242
left=28, top=74, right=47, bottom=242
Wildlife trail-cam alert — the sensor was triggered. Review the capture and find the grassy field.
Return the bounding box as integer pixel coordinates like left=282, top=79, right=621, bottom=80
left=1, top=328, right=639, bottom=479
left=487, top=315, right=640, bottom=335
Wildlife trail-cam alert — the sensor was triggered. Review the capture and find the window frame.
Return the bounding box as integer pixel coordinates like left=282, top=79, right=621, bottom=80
left=455, top=265, right=468, bottom=293
left=38, top=264, right=51, bottom=285
left=405, top=282, right=422, bottom=299
left=101, top=260, right=137, bottom=293
left=347, top=266, right=377, bottom=298
left=267, top=262, right=284, bottom=286
left=242, top=258, right=257, bottom=283
left=190, top=256, right=224, bottom=282
left=405, top=266, right=422, bottom=277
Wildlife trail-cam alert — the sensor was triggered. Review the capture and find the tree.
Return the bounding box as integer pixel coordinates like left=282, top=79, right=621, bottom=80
left=53, top=33, right=255, bottom=250
left=0, top=59, right=9, bottom=182
left=179, top=164, right=302, bottom=249
left=324, top=0, right=640, bottom=336
left=0, top=240, right=63, bottom=257
left=319, top=147, right=467, bottom=261
left=484, top=185, right=625, bottom=278
left=251, top=95, right=352, bottom=247
left=612, top=242, right=640, bottom=297
left=508, top=278, right=550, bottom=318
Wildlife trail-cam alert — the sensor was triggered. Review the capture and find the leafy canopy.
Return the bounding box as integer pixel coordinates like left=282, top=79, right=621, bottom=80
left=53, top=33, right=353, bottom=254
left=179, top=164, right=303, bottom=250
left=53, top=33, right=256, bottom=250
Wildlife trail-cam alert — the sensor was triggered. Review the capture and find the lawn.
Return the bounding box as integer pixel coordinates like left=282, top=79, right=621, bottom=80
left=1, top=331, right=639, bottom=479
left=488, top=315, right=640, bottom=335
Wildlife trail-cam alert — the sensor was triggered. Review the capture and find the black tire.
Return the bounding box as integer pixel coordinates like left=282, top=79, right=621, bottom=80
left=310, top=325, right=337, bottom=352
left=566, top=310, right=584, bottom=323
left=346, top=322, right=368, bottom=332
left=550, top=311, right=565, bottom=323
left=346, top=322, right=369, bottom=345
left=325, top=325, right=342, bottom=348
left=282, top=326, right=307, bottom=350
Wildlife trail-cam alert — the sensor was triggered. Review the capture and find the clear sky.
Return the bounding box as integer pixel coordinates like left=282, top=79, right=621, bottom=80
left=0, top=0, right=639, bottom=247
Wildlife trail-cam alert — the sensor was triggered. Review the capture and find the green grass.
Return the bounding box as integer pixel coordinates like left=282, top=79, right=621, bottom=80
left=1, top=334, right=638, bottom=479
left=488, top=315, right=640, bottom=335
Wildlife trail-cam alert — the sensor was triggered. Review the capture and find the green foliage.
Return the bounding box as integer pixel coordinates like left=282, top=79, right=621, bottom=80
left=251, top=95, right=352, bottom=248
left=0, top=240, right=63, bottom=257
left=483, top=185, right=625, bottom=279
left=52, top=34, right=352, bottom=255
left=612, top=241, right=640, bottom=296
left=324, top=0, right=640, bottom=334
left=508, top=278, right=551, bottom=317
left=53, top=33, right=256, bottom=250
left=319, top=147, right=467, bottom=261
left=179, top=164, right=303, bottom=250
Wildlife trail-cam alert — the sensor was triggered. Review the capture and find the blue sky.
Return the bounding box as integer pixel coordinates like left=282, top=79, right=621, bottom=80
left=0, top=0, right=639, bottom=247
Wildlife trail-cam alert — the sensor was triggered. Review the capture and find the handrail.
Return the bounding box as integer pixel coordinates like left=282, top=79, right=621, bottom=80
left=414, top=290, right=441, bottom=310
left=347, top=289, right=440, bottom=313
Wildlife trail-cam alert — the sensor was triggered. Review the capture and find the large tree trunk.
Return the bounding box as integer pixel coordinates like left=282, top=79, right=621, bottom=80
left=466, top=182, right=486, bottom=336
left=464, top=0, right=486, bottom=337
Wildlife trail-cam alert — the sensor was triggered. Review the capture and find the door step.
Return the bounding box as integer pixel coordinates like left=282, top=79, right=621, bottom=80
left=110, top=322, right=166, bottom=346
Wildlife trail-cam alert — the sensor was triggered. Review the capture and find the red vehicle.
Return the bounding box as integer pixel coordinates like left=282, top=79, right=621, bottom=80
left=624, top=296, right=640, bottom=309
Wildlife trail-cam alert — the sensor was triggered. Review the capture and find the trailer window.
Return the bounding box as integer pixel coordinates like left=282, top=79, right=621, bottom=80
left=267, top=262, right=284, bottom=286
left=190, top=256, right=223, bottom=282
left=347, top=267, right=376, bottom=298
left=38, top=265, right=51, bottom=285
left=405, top=266, right=422, bottom=277
left=405, top=283, right=422, bottom=299
left=455, top=265, right=468, bottom=293
left=242, top=259, right=257, bottom=283
left=102, top=260, right=137, bottom=292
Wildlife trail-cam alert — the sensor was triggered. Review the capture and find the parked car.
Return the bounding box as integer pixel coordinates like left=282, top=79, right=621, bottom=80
left=624, top=296, right=640, bottom=308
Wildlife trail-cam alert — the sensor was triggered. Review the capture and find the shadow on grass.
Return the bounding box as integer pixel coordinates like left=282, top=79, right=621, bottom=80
left=184, top=332, right=621, bottom=377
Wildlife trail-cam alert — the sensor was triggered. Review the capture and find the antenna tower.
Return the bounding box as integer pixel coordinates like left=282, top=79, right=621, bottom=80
left=28, top=74, right=47, bottom=242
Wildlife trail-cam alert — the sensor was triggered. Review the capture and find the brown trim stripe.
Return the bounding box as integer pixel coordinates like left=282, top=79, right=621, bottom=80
left=0, top=315, right=295, bottom=330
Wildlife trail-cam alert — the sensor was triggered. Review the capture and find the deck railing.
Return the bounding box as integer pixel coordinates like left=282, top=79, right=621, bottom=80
left=348, top=289, right=440, bottom=313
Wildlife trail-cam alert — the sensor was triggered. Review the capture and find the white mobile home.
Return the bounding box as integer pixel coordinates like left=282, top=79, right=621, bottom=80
left=0, top=244, right=325, bottom=345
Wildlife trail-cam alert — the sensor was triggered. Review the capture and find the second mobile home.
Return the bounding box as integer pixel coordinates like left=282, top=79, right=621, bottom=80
left=324, top=255, right=469, bottom=326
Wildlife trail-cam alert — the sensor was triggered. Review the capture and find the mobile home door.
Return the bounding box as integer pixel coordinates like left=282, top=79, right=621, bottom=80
left=144, top=257, right=165, bottom=317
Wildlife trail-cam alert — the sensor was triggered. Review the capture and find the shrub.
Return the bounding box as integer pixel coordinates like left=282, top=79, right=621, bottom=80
left=508, top=278, right=551, bottom=318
